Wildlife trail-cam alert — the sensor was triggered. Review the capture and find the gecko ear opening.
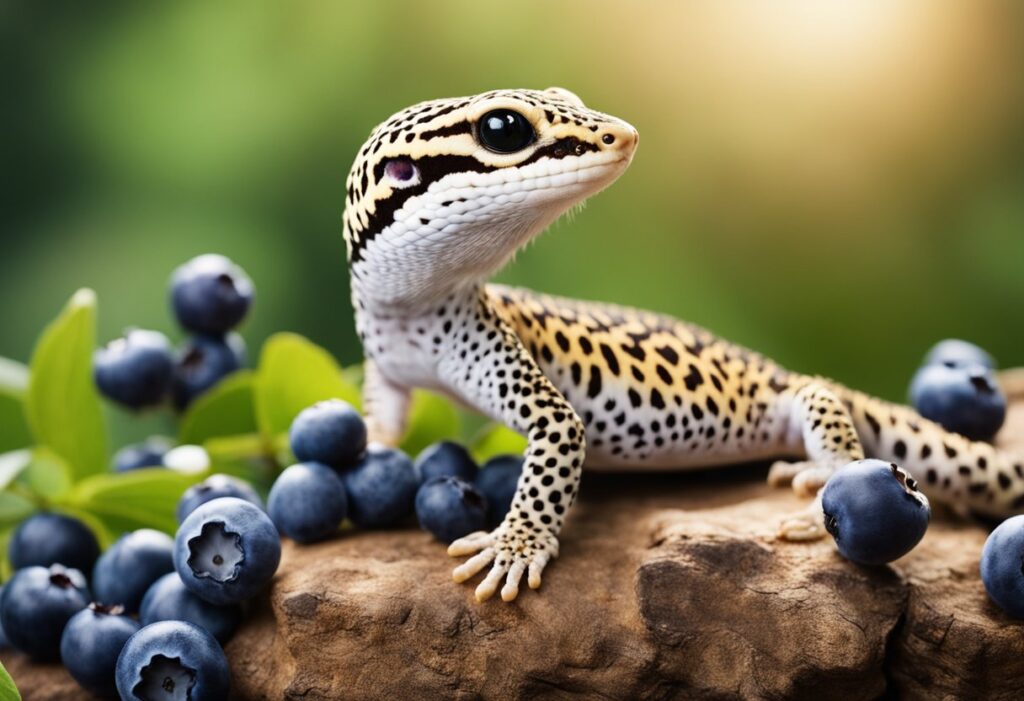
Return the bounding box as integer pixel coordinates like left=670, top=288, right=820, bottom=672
left=545, top=87, right=584, bottom=107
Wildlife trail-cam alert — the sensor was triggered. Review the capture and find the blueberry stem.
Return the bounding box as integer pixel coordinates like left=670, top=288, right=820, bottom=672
left=204, top=432, right=277, bottom=464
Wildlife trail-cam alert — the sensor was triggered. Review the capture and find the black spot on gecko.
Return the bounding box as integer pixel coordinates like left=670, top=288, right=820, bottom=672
left=656, top=346, right=679, bottom=365
left=600, top=344, right=620, bottom=376
left=683, top=365, right=704, bottom=391
left=893, top=440, right=907, bottom=460
left=621, top=344, right=645, bottom=362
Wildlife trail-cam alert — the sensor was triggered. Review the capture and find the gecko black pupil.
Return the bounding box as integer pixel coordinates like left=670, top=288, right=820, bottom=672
left=478, top=109, right=534, bottom=153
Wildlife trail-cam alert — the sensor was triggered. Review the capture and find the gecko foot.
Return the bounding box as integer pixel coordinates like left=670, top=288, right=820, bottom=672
left=448, top=523, right=559, bottom=602
left=778, top=496, right=828, bottom=541
left=768, top=460, right=836, bottom=498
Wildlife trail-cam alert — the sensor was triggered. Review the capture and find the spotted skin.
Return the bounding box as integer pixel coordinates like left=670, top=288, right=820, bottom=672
left=343, top=88, right=1024, bottom=602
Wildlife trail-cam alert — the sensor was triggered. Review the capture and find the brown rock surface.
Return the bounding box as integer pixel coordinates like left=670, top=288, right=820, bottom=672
left=5, top=402, right=1024, bottom=700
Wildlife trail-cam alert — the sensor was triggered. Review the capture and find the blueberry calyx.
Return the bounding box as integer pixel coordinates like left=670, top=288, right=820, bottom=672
left=462, top=487, right=484, bottom=509
left=136, top=654, right=197, bottom=700
left=889, top=463, right=923, bottom=499
left=214, top=273, right=235, bottom=292
left=88, top=602, right=126, bottom=616
left=823, top=510, right=839, bottom=540
left=49, top=571, right=74, bottom=588
left=186, top=522, right=244, bottom=583
left=969, top=374, right=995, bottom=394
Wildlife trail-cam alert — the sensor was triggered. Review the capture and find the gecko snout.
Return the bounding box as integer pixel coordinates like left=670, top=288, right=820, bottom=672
left=599, top=122, right=639, bottom=157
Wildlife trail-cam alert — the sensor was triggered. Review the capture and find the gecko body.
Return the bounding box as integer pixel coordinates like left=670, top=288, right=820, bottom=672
left=343, top=88, right=1024, bottom=602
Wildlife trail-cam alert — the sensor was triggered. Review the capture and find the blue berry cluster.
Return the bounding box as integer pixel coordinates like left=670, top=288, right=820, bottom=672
left=94, top=254, right=252, bottom=413
left=0, top=477, right=282, bottom=698
left=266, top=402, right=523, bottom=548
left=909, top=338, right=1006, bottom=442
left=413, top=442, right=523, bottom=543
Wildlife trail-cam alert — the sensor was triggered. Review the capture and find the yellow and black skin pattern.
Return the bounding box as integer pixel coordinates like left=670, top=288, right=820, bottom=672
left=342, top=87, right=1024, bottom=603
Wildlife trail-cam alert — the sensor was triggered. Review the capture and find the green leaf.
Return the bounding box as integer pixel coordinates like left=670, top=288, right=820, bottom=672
left=65, top=468, right=204, bottom=536
left=254, top=333, right=360, bottom=439
left=0, top=526, right=15, bottom=582
left=0, top=390, right=31, bottom=455
left=21, top=448, right=73, bottom=500
left=179, top=370, right=258, bottom=444
left=469, top=423, right=527, bottom=463
left=0, top=492, right=36, bottom=527
left=202, top=433, right=276, bottom=487
left=0, top=657, right=21, bottom=701
left=400, top=390, right=460, bottom=457
left=0, top=358, right=31, bottom=454
left=0, top=450, right=32, bottom=491
left=26, top=289, right=108, bottom=479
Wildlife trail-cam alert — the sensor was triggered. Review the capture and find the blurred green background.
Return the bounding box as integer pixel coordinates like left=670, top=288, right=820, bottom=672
left=3, top=1, right=1023, bottom=449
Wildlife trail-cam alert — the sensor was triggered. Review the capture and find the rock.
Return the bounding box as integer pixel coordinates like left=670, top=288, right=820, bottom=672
left=223, top=401, right=1024, bottom=701
left=6, top=402, right=1024, bottom=699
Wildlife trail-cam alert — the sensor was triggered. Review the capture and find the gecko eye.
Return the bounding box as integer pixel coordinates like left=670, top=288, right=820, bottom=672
left=384, top=158, right=420, bottom=188
left=478, top=109, right=535, bottom=153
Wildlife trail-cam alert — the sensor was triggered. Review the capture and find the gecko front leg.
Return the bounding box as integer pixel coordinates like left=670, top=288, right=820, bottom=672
left=772, top=381, right=865, bottom=540
left=440, top=296, right=585, bottom=602
left=362, top=360, right=411, bottom=447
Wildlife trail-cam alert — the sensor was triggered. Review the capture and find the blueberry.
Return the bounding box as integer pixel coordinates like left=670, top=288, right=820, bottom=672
left=9, top=512, right=100, bottom=573
left=140, top=573, right=242, bottom=645
left=474, top=454, right=523, bottom=527
left=268, top=463, right=348, bottom=544
left=60, top=603, right=141, bottom=698
left=289, top=399, right=367, bottom=468
left=414, top=441, right=478, bottom=484
left=909, top=363, right=1006, bottom=441
left=92, top=529, right=176, bottom=614
left=115, top=620, right=230, bottom=701
left=980, top=515, right=1024, bottom=618
left=923, top=338, right=996, bottom=370
left=171, top=333, right=246, bottom=410
left=113, top=436, right=173, bottom=472
left=93, top=329, right=174, bottom=410
left=415, top=477, right=489, bottom=543
left=0, top=564, right=90, bottom=660
left=170, top=253, right=254, bottom=335
left=176, top=474, right=263, bottom=523
left=174, top=497, right=281, bottom=605
left=342, top=446, right=418, bottom=528
left=821, top=459, right=930, bottom=565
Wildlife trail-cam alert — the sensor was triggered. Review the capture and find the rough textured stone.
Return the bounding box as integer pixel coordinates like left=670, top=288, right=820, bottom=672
left=5, top=399, right=1024, bottom=700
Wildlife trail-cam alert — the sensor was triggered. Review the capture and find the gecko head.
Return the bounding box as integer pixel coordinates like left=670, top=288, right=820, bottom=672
left=343, top=87, right=638, bottom=307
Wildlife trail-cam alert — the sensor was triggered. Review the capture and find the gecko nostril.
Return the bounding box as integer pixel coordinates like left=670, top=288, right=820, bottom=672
left=601, top=134, right=615, bottom=145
